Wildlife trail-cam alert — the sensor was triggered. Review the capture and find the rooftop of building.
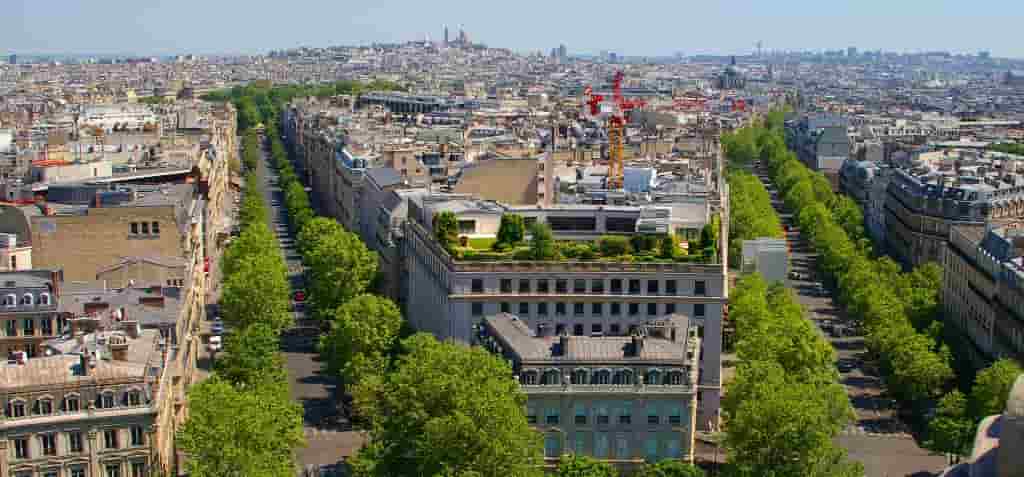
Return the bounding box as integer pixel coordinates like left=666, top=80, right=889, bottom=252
left=481, top=312, right=694, bottom=364
left=58, top=284, right=183, bottom=328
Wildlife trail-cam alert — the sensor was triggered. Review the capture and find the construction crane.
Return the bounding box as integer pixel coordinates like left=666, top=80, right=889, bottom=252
left=583, top=71, right=646, bottom=190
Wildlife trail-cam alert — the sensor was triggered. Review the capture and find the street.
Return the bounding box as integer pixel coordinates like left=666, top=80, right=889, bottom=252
left=753, top=162, right=947, bottom=477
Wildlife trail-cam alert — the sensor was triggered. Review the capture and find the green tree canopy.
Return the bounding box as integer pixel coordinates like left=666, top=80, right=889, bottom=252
left=433, top=211, right=460, bottom=255
left=495, top=214, right=526, bottom=249
left=970, top=359, right=1024, bottom=418
left=636, top=460, right=704, bottom=477
left=350, top=333, right=542, bottom=477
left=219, top=253, right=292, bottom=332
left=924, top=390, right=974, bottom=460
left=320, top=294, right=403, bottom=386
left=529, top=222, right=557, bottom=260
left=305, top=228, right=378, bottom=317
left=296, top=216, right=346, bottom=256
left=178, top=377, right=304, bottom=477
left=554, top=454, right=618, bottom=477
left=215, top=323, right=287, bottom=389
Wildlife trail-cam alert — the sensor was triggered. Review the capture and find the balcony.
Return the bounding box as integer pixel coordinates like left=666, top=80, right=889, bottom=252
left=520, top=384, right=695, bottom=395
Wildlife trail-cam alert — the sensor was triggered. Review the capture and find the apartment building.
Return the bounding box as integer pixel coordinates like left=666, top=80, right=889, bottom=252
left=402, top=194, right=726, bottom=429
left=0, top=270, right=63, bottom=359
left=944, top=224, right=1024, bottom=366
left=477, top=313, right=699, bottom=472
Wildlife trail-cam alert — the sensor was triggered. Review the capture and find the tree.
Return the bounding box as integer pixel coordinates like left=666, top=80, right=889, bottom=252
left=924, top=390, right=974, bottom=462
left=305, top=229, right=378, bottom=317
left=636, top=460, right=704, bottom=477
left=178, top=377, right=304, bottom=477
left=554, top=454, right=617, bottom=477
left=970, top=359, right=1024, bottom=418
left=659, top=233, right=680, bottom=260
left=495, top=214, right=526, bottom=249
left=296, top=216, right=346, bottom=256
left=319, top=294, right=403, bottom=386
left=433, top=211, right=460, bottom=255
left=350, top=334, right=543, bottom=477
left=215, top=323, right=286, bottom=389
left=598, top=235, right=631, bottom=257
left=219, top=253, right=292, bottom=333
left=529, top=222, right=557, bottom=260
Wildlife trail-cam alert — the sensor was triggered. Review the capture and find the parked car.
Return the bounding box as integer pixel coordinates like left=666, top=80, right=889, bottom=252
left=208, top=335, right=222, bottom=352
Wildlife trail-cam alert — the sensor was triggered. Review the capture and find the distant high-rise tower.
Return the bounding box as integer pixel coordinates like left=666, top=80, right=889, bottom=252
left=444, top=25, right=449, bottom=47
left=558, top=44, right=567, bottom=61
left=7, top=54, right=16, bottom=65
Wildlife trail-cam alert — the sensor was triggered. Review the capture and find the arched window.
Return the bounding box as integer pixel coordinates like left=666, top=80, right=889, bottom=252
left=541, top=370, right=561, bottom=385
left=613, top=369, right=633, bottom=385
left=4, top=294, right=15, bottom=307
left=521, top=370, right=539, bottom=386
left=39, top=293, right=51, bottom=306
left=20, top=294, right=33, bottom=306
left=571, top=369, right=588, bottom=385
left=594, top=369, right=611, bottom=385
left=645, top=369, right=661, bottom=385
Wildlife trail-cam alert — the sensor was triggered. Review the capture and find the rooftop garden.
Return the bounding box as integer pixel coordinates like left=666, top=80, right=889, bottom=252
left=433, top=212, right=720, bottom=264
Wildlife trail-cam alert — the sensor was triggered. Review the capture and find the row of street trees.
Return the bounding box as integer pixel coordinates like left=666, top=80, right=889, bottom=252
left=725, top=170, right=783, bottom=263
left=724, top=274, right=862, bottom=477
left=178, top=127, right=304, bottom=476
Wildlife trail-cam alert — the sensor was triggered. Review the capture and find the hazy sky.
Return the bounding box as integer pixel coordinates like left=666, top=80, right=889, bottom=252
left=6, top=0, right=1024, bottom=58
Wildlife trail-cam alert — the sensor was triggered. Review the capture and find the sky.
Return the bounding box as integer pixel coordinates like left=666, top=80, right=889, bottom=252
left=6, top=0, right=1024, bottom=58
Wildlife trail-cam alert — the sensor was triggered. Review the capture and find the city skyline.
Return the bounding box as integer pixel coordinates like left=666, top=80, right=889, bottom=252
left=6, top=0, right=1024, bottom=58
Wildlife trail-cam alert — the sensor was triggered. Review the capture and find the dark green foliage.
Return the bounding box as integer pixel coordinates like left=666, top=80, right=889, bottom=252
left=495, top=214, right=526, bottom=249
left=598, top=235, right=631, bottom=256
left=554, top=454, right=617, bottom=477
left=529, top=222, right=558, bottom=260
left=433, top=211, right=460, bottom=255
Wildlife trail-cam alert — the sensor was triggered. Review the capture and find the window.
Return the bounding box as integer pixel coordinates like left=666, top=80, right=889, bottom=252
left=610, top=303, right=622, bottom=316
left=104, top=429, right=119, bottom=449
left=591, top=303, right=603, bottom=315
left=645, top=437, right=659, bottom=461
left=151, top=222, right=159, bottom=235
left=574, top=403, right=588, bottom=425
left=647, top=280, right=659, bottom=294
left=57, top=316, right=66, bottom=333
left=591, top=279, right=604, bottom=294
left=526, top=407, right=537, bottom=424
left=8, top=400, right=25, bottom=417
left=666, top=280, right=677, bottom=295
left=597, top=404, right=610, bottom=425
left=41, top=433, right=56, bottom=455
left=518, top=302, right=530, bottom=315
left=573, top=279, right=586, bottom=293
left=68, top=431, right=84, bottom=453
left=694, top=280, right=706, bottom=296
left=573, top=324, right=584, bottom=336
left=616, top=436, right=630, bottom=459
left=619, top=402, right=633, bottom=424
left=5, top=319, right=16, bottom=336
left=666, top=438, right=682, bottom=458
left=106, top=464, right=121, bottom=477
left=20, top=293, right=33, bottom=305
left=665, top=303, right=676, bottom=315
left=694, top=303, right=705, bottom=317
left=648, top=404, right=660, bottom=424
left=471, top=302, right=483, bottom=317
left=572, top=369, right=588, bottom=385
left=573, top=303, right=585, bottom=316
left=614, top=370, right=633, bottom=385
left=127, top=390, right=142, bottom=406
left=555, top=323, right=566, bottom=335
left=42, top=318, right=53, bottom=335
left=130, top=426, right=144, bottom=446
left=100, top=392, right=115, bottom=409
left=522, top=371, right=539, bottom=385
left=645, top=370, right=661, bottom=385
left=518, top=279, right=531, bottom=293
left=36, top=398, right=53, bottom=415
left=668, top=405, right=682, bottom=425
left=610, top=323, right=620, bottom=335
left=500, top=279, right=513, bottom=293
left=500, top=302, right=510, bottom=313
left=544, top=434, right=561, bottom=458
left=14, top=437, right=29, bottom=459
left=629, top=303, right=640, bottom=316
left=471, top=279, right=483, bottom=293
left=595, top=433, right=609, bottom=458
left=70, top=469, right=86, bottom=477
left=541, top=370, right=560, bottom=385
left=457, top=220, right=475, bottom=234
left=23, top=318, right=34, bottom=335
left=9, top=256, right=15, bottom=270
left=595, top=370, right=611, bottom=385
left=545, top=407, right=560, bottom=425
left=141, top=222, right=149, bottom=234
left=668, top=372, right=684, bottom=386
left=43, top=471, right=58, bottom=477
left=536, top=280, right=549, bottom=293
left=629, top=279, right=641, bottom=294
left=130, top=222, right=139, bottom=234
left=555, top=302, right=566, bottom=316
left=610, top=279, right=623, bottom=294
left=536, top=302, right=548, bottom=316
left=555, top=280, right=568, bottom=293
left=131, top=462, right=146, bottom=477
left=647, top=303, right=658, bottom=316
left=591, top=324, right=603, bottom=335
left=63, top=395, right=80, bottom=412
left=573, top=432, right=586, bottom=454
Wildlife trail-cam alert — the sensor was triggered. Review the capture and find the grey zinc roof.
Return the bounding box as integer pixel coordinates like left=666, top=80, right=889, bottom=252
left=485, top=313, right=692, bottom=364
left=366, top=167, right=404, bottom=189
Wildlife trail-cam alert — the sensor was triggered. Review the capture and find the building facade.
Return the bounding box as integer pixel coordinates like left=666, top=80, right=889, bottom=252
left=0, top=270, right=63, bottom=359
left=477, top=313, right=699, bottom=472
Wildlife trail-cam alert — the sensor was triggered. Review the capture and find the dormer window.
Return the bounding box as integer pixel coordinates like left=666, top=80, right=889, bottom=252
left=62, top=395, right=80, bottom=412
left=33, top=398, right=53, bottom=415
left=3, top=294, right=15, bottom=307
left=98, top=391, right=115, bottom=409
left=127, top=390, right=142, bottom=406
left=39, top=293, right=50, bottom=306
left=20, top=294, right=33, bottom=306
left=6, top=399, right=26, bottom=418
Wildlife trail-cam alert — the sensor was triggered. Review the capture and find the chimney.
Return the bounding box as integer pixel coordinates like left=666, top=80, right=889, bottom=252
left=108, top=335, right=129, bottom=361
left=558, top=333, right=570, bottom=357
